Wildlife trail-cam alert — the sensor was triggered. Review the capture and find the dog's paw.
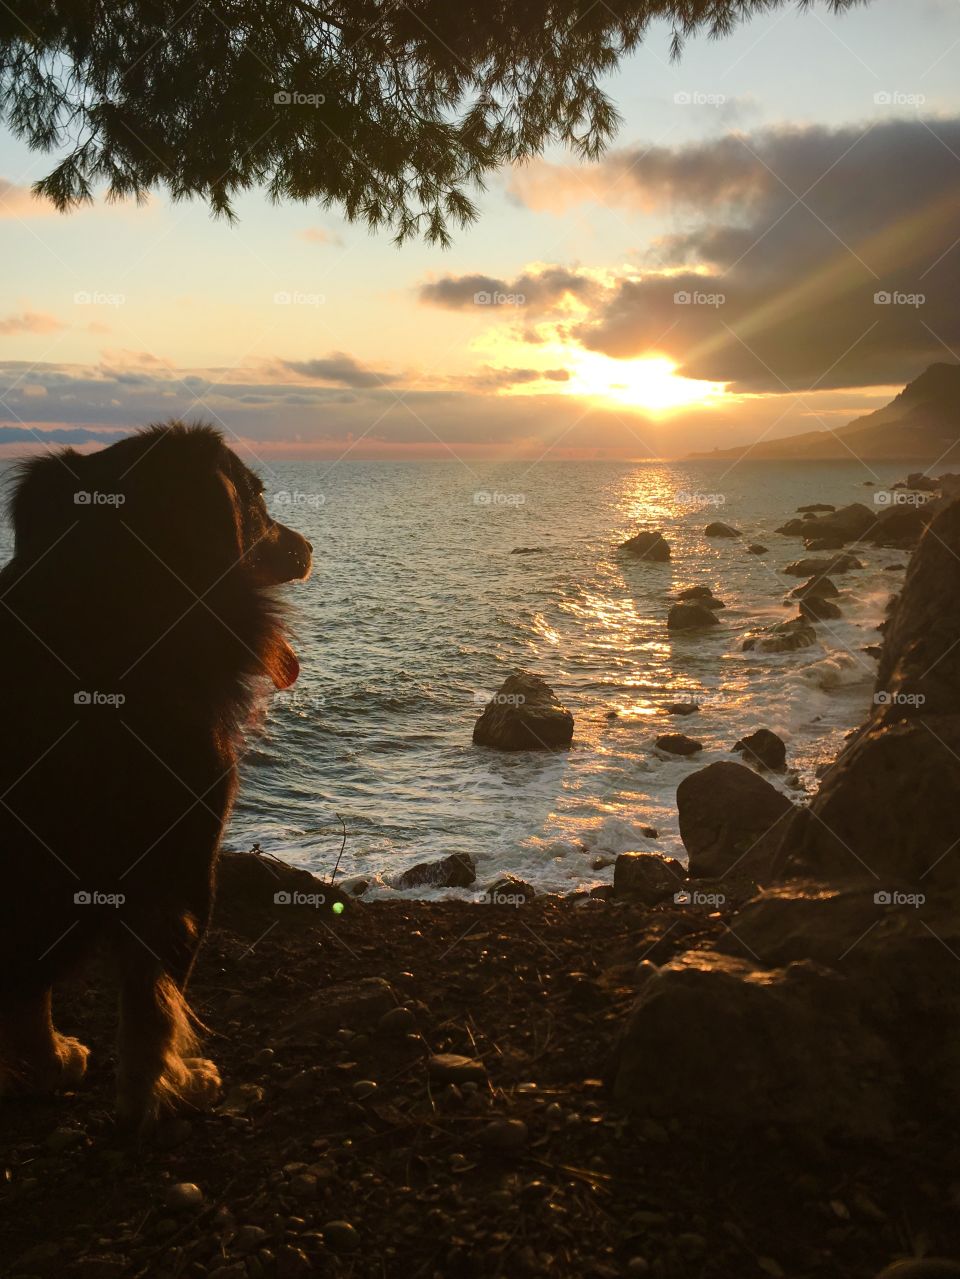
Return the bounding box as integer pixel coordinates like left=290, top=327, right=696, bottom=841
left=178, top=1057, right=221, bottom=1111
left=54, top=1035, right=90, bottom=1089
left=0, top=1035, right=90, bottom=1098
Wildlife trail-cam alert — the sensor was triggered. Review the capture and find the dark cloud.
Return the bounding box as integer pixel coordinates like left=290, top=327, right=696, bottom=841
left=515, top=117, right=960, bottom=391
left=419, top=267, right=598, bottom=313
left=281, top=351, right=399, bottom=388
left=468, top=366, right=571, bottom=390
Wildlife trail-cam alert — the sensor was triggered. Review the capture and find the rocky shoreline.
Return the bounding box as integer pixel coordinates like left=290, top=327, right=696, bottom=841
left=4, top=474, right=960, bottom=1278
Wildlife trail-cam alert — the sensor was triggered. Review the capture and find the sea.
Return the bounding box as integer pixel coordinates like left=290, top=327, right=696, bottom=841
left=0, top=456, right=916, bottom=899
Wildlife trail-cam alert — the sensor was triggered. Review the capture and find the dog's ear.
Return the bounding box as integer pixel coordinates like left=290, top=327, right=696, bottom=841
left=8, top=451, right=86, bottom=559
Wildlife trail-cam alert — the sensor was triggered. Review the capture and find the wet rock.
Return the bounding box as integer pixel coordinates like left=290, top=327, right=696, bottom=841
left=392, top=852, right=476, bottom=890
left=733, top=729, right=787, bottom=772
left=803, top=535, right=845, bottom=552
left=655, top=733, right=702, bottom=756
left=865, top=504, right=929, bottom=548
left=473, top=672, right=574, bottom=751
left=798, top=502, right=876, bottom=545
left=378, top=1006, right=417, bottom=1035
left=666, top=702, right=700, bottom=715
left=676, top=585, right=725, bottom=608
left=511, top=546, right=546, bottom=554
left=797, top=503, right=836, bottom=513
left=742, top=617, right=817, bottom=653
left=777, top=518, right=808, bottom=536
left=790, top=574, right=839, bottom=600
left=613, top=852, right=685, bottom=904
left=620, top=530, right=670, bottom=561
left=747, top=544, right=769, bottom=555
left=704, top=522, right=740, bottom=537
left=165, top=1183, right=204, bottom=1212
left=667, top=603, right=720, bottom=631
left=677, top=761, right=795, bottom=878
left=783, top=553, right=863, bottom=577
left=800, top=595, right=842, bottom=621
left=480, top=1118, right=528, bottom=1150
left=483, top=874, right=536, bottom=904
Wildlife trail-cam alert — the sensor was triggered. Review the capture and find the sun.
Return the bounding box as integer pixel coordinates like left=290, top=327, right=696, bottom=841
left=564, top=352, right=726, bottom=412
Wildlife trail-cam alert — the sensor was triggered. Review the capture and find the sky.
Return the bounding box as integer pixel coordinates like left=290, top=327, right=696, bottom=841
left=2, top=0, right=960, bottom=459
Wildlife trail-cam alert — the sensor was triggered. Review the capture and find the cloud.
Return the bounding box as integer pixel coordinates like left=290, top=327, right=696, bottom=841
left=281, top=351, right=399, bottom=388
left=419, top=267, right=599, bottom=313
left=0, top=311, right=65, bottom=336
left=0, top=179, right=56, bottom=219
left=298, top=226, right=344, bottom=247
left=468, top=366, right=571, bottom=389
left=507, top=116, right=960, bottom=391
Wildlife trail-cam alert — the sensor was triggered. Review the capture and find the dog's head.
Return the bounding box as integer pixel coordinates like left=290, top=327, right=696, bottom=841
left=8, top=422, right=312, bottom=692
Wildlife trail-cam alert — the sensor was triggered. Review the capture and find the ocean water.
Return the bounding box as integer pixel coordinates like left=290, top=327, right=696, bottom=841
left=229, top=457, right=910, bottom=898
left=0, top=455, right=914, bottom=899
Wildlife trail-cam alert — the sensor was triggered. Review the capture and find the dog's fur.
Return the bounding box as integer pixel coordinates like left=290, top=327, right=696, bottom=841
left=0, top=423, right=311, bottom=1128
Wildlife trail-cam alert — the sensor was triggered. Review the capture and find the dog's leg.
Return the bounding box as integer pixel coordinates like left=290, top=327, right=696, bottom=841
left=0, top=987, right=90, bottom=1097
left=115, top=919, right=220, bottom=1131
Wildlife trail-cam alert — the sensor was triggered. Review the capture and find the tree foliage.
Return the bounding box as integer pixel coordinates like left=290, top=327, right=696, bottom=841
left=0, top=1, right=864, bottom=242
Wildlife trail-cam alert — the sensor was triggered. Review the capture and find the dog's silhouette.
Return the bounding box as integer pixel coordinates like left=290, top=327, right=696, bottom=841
left=0, top=422, right=311, bottom=1128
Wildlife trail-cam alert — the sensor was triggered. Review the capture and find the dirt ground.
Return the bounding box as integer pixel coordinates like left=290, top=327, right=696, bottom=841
left=2, top=869, right=958, bottom=1279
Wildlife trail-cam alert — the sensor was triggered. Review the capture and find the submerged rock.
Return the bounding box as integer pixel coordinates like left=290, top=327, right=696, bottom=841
left=655, top=733, right=702, bottom=756
left=392, top=853, right=476, bottom=891
left=797, top=503, right=836, bottom=513
left=799, top=595, right=842, bottom=621
left=783, top=553, right=862, bottom=577
left=677, top=761, right=795, bottom=878
left=473, top=672, right=574, bottom=751
left=667, top=602, right=720, bottom=631
left=704, top=521, right=740, bottom=537
left=666, top=701, right=700, bottom=715
left=733, top=728, right=787, bottom=772
left=619, top=530, right=670, bottom=561
left=510, top=546, right=546, bottom=555
left=742, top=616, right=817, bottom=653
left=746, top=543, right=768, bottom=555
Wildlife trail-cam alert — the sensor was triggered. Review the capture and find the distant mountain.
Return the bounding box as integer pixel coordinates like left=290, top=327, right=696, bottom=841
left=692, top=363, right=960, bottom=461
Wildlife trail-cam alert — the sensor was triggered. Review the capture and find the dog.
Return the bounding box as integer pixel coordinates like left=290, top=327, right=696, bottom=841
left=0, top=422, right=311, bottom=1128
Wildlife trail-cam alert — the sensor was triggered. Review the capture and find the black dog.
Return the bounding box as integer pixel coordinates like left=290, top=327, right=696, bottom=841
left=0, top=422, right=311, bottom=1128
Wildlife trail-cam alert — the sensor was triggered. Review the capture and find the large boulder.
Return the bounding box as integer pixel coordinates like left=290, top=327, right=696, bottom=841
left=613, top=852, right=685, bottom=904
left=619, top=530, right=670, bottom=561
left=799, top=595, right=842, bottom=621
left=783, top=553, right=862, bottom=577
left=667, top=602, right=720, bottom=631
left=473, top=673, right=574, bottom=751
left=733, top=728, right=787, bottom=771
left=676, top=585, right=725, bottom=609
left=778, top=497, right=960, bottom=886
left=609, top=950, right=898, bottom=1137
left=863, top=503, right=929, bottom=548
left=797, top=502, right=876, bottom=544
left=789, top=574, right=839, bottom=599
left=677, top=761, right=795, bottom=878
left=655, top=733, right=702, bottom=756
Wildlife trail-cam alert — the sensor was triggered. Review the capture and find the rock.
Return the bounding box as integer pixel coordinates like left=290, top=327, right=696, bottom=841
left=790, top=575, right=839, bottom=600
left=620, top=530, right=670, bottom=561
left=45, top=1126, right=84, bottom=1152
left=378, top=1006, right=417, bottom=1035
left=797, top=503, right=836, bottom=512
left=235, top=1226, right=270, bottom=1253
left=609, top=952, right=899, bottom=1138
left=800, top=595, right=842, bottom=621
left=677, top=761, right=795, bottom=878
left=591, top=854, right=617, bottom=871
left=733, top=729, right=787, bottom=772
left=666, top=701, right=700, bottom=715
left=473, top=672, right=574, bottom=751
left=613, top=852, right=685, bottom=904
left=392, top=853, right=475, bottom=890
left=776, top=518, right=808, bottom=535
left=480, top=1118, right=529, bottom=1150
left=865, top=504, right=929, bottom=548
left=510, top=546, right=546, bottom=554
left=215, top=850, right=349, bottom=924
left=875, top=1263, right=960, bottom=1278
left=428, top=1053, right=486, bottom=1084
left=782, top=554, right=862, bottom=577
left=905, top=472, right=938, bottom=492
left=742, top=617, right=817, bottom=653
left=778, top=497, right=960, bottom=886
left=797, top=502, right=876, bottom=544
left=655, top=733, right=702, bottom=756
left=277, top=1244, right=313, bottom=1276
left=803, top=535, right=845, bottom=552
left=279, top=977, right=395, bottom=1040
left=165, top=1183, right=204, bottom=1212
left=667, top=603, right=720, bottom=631
left=676, top=585, right=725, bottom=608
left=747, top=544, right=768, bottom=555
left=704, top=522, right=740, bottom=537
left=483, top=874, right=535, bottom=904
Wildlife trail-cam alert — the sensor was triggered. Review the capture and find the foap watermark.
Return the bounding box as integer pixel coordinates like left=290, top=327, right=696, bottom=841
left=74, top=889, right=125, bottom=908
left=473, top=690, right=526, bottom=707
left=874, top=690, right=925, bottom=707
left=873, top=489, right=931, bottom=507
left=74, top=690, right=126, bottom=708
left=874, top=889, right=925, bottom=908
left=274, top=889, right=326, bottom=908
left=274, top=290, right=325, bottom=307
left=674, top=888, right=726, bottom=907
left=274, top=89, right=326, bottom=107
left=473, top=491, right=525, bottom=506
left=674, top=90, right=727, bottom=107
left=675, top=490, right=726, bottom=509
left=477, top=888, right=528, bottom=906
left=74, top=489, right=125, bottom=507
left=473, top=290, right=525, bottom=306
left=874, top=90, right=926, bottom=107
left=74, top=290, right=125, bottom=307
left=674, top=289, right=725, bottom=308
left=274, top=490, right=325, bottom=509
left=874, top=290, right=925, bottom=308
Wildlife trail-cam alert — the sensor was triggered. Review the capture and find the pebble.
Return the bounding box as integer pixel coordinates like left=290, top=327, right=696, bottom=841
left=289, top=1174, right=317, bottom=1200
left=378, top=1006, right=417, bottom=1035
left=626, top=1259, right=650, bottom=1275
left=252, top=1048, right=275, bottom=1067
left=322, top=1219, right=360, bottom=1252
left=480, top=1119, right=528, bottom=1151
left=276, top=1244, right=312, bottom=1277
left=45, top=1127, right=84, bottom=1152
left=165, top=1182, right=204, bottom=1212
left=235, top=1225, right=269, bottom=1252
left=352, top=1079, right=378, bottom=1100
left=427, top=1053, right=485, bottom=1084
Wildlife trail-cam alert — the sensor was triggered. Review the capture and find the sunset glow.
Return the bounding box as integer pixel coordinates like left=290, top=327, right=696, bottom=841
left=564, top=353, right=728, bottom=412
